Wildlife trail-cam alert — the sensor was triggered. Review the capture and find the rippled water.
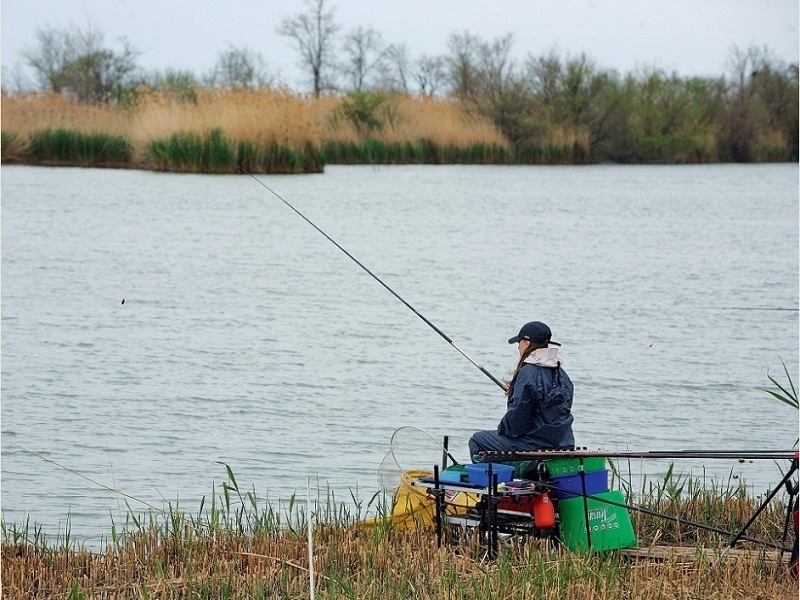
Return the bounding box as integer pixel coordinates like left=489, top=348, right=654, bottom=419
left=2, top=163, right=798, bottom=545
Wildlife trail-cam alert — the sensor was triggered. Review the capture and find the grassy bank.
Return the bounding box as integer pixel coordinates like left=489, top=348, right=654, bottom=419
left=3, top=87, right=756, bottom=173
left=2, top=466, right=796, bottom=599
left=1, top=91, right=520, bottom=173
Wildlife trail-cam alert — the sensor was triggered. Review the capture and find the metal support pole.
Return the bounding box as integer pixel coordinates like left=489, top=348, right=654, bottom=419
left=433, top=465, right=443, bottom=548
left=579, top=457, right=592, bottom=551
left=490, top=469, right=499, bottom=559
left=717, top=456, right=798, bottom=563
left=780, top=478, right=799, bottom=562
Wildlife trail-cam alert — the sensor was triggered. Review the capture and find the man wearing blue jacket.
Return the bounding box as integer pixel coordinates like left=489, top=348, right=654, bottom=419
left=469, top=321, right=575, bottom=462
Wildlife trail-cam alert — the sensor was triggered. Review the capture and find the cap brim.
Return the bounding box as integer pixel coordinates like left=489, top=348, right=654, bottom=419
left=508, top=336, right=562, bottom=346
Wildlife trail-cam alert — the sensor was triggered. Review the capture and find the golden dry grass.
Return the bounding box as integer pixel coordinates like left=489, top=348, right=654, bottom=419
left=1, top=93, right=134, bottom=137
left=322, top=94, right=508, bottom=147
left=2, top=524, right=796, bottom=600
left=134, top=88, right=324, bottom=149
left=1, top=90, right=509, bottom=167
left=1, top=470, right=796, bottom=600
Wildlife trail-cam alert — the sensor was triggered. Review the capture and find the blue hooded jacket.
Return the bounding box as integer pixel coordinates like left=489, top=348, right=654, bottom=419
left=497, top=348, right=575, bottom=449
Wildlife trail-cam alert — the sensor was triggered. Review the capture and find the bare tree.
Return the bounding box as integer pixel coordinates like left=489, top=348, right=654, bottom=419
left=525, top=50, right=562, bottom=106
left=341, top=26, right=387, bottom=92
left=413, top=55, right=446, bottom=96
left=22, top=25, right=81, bottom=93
left=207, top=45, right=271, bottom=91
left=22, top=24, right=139, bottom=104
left=445, top=31, right=482, bottom=98
left=475, top=34, right=517, bottom=100
left=470, top=34, right=537, bottom=146
left=382, top=42, right=411, bottom=93
left=722, top=45, right=798, bottom=161
left=278, top=0, right=339, bottom=97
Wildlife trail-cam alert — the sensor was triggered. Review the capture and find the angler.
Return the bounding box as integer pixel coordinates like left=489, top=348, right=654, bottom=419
left=468, top=321, right=575, bottom=461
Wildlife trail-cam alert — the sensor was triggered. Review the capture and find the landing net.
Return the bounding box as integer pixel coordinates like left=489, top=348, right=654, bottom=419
left=377, top=426, right=455, bottom=492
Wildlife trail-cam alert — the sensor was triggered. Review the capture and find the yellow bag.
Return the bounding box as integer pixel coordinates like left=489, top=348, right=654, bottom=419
left=364, top=470, right=480, bottom=531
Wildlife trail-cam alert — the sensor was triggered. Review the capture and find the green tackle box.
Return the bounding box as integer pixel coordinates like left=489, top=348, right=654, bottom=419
left=544, top=456, right=606, bottom=477
left=557, top=490, right=637, bottom=552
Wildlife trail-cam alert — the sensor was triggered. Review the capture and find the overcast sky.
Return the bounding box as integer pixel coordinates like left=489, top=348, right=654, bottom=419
left=2, top=0, right=798, bottom=91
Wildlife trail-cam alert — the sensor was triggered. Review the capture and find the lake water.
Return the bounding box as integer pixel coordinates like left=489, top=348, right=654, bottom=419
left=2, top=163, right=798, bottom=546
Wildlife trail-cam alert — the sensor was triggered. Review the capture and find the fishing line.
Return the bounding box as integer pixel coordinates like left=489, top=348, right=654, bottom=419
left=701, top=306, right=799, bottom=312
left=163, top=136, right=180, bottom=173
left=231, top=160, right=506, bottom=390
left=110, top=137, right=178, bottom=321
left=106, top=442, right=123, bottom=514
left=11, top=443, right=162, bottom=513
left=11, top=444, right=263, bottom=532
left=10, top=443, right=315, bottom=554
left=109, top=136, right=179, bottom=321
left=111, top=295, right=127, bottom=326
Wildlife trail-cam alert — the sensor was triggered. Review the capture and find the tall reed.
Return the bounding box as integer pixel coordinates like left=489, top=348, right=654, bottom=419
left=2, top=464, right=796, bottom=599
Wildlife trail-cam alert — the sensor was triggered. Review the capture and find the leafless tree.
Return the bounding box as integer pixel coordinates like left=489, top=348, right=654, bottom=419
left=525, top=50, right=562, bottom=106
left=445, top=31, right=482, bottom=98
left=382, top=42, right=411, bottom=93
left=470, top=34, right=537, bottom=146
left=722, top=45, right=798, bottom=161
left=207, top=45, right=271, bottom=91
left=341, top=26, right=387, bottom=92
left=22, top=24, right=139, bottom=104
left=413, top=55, right=446, bottom=96
left=475, top=34, right=517, bottom=101
left=22, top=25, right=82, bottom=93
left=278, top=0, right=339, bottom=97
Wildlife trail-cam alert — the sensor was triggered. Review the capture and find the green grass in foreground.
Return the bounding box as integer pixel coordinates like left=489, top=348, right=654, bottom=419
left=1, top=464, right=796, bottom=599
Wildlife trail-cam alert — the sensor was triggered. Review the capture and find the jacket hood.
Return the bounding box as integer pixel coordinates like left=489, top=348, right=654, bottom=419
left=522, top=347, right=563, bottom=368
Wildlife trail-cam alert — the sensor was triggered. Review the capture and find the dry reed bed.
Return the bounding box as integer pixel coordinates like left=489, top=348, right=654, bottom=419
left=2, top=464, right=795, bottom=597
left=2, top=489, right=796, bottom=600
left=2, top=525, right=796, bottom=599
left=1, top=91, right=512, bottom=171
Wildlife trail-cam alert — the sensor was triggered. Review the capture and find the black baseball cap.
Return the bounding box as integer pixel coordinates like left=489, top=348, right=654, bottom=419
left=508, top=321, right=561, bottom=346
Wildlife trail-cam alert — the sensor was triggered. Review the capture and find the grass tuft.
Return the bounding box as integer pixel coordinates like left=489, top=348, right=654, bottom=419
left=27, top=128, right=133, bottom=166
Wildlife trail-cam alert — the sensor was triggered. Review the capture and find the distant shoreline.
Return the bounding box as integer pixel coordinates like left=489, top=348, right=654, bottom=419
left=2, top=90, right=797, bottom=174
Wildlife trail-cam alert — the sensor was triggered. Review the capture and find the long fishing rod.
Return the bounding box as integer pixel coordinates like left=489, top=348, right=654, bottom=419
left=235, top=163, right=506, bottom=390
left=483, top=449, right=798, bottom=461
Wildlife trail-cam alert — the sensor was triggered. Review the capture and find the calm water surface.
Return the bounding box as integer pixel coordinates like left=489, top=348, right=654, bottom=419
left=2, top=164, right=798, bottom=545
